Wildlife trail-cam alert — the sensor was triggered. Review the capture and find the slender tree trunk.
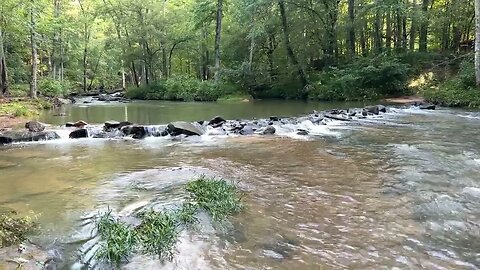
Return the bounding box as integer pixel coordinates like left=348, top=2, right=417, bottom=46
left=83, top=22, right=88, bottom=92
left=347, top=0, right=356, bottom=57
left=475, top=0, right=480, bottom=85
left=278, top=0, right=307, bottom=88
left=395, top=8, right=403, bottom=50
left=386, top=9, right=392, bottom=50
left=410, top=0, right=418, bottom=51
left=360, top=20, right=367, bottom=56
left=374, top=1, right=383, bottom=54
left=30, top=0, right=38, bottom=99
left=214, top=0, right=223, bottom=83
left=266, top=33, right=277, bottom=81
left=419, top=0, right=430, bottom=52
left=0, top=28, right=9, bottom=96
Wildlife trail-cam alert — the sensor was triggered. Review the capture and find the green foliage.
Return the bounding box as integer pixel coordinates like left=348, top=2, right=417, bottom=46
left=0, top=102, right=37, bottom=117
left=135, top=210, right=179, bottom=260
left=307, top=57, right=411, bottom=101
left=175, top=202, right=199, bottom=226
left=38, top=78, right=72, bottom=97
left=186, top=176, right=244, bottom=220
left=0, top=212, right=37, bottom=248
left=423, top=59, right=480, bottom=108
left=96, top=211, right=136, bottom=266
left=126, top=76, right=238, bottom=101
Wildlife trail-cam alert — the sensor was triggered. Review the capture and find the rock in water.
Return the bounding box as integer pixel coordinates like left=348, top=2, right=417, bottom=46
left=420, top=104, right=436, bottom=110
left=25, top=121, right=45, bottom=132
left=167, top=122, right=204, bottom=136
left=297, top=129, right=309, bottom=136
left=121, top=125, right=147, bottom=139
left=364, top=105, right=380, bottom=115
left=258, top=125, right=276, bottom=135
left=104, top=120, right=132, bottom=131
left=66, top=120, right=88, bottom=128
left=0, top=131, right=60, bottom=144
left=69, top=129, right=88, bottom=139
left=208, top=116, right=226, bottom=127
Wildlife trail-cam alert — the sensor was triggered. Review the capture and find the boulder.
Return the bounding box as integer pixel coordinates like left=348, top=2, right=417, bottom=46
left=167, top=121, right=204, bottom=136
left=104, top=120, right=132, bottom=131
left=208, top=116, right=226, bottom=127
left=25, top=121, right=45, bottom=132
left=122, top=125, right=147, bottom=139
left=0, top=131, right=60, bottom=144
left=66, top=120, right=88, bottom=128
left=69, top=129, right=88, bottom=139
left=420, top=104, right=436, bottom=110
left=240, top=125, right=256, bottom=135
left=270, top=116, right=280, bottom=121
left=53, top=97, right=72, bottom=107
left=364, top=105, right=386, bottom=115
left=258, top=125, right=276, bottom=135
left=297, top=129, right=309, bottom=136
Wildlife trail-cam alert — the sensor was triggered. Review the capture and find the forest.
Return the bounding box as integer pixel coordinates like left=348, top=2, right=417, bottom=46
left=0, top=0, right=478, bottom=104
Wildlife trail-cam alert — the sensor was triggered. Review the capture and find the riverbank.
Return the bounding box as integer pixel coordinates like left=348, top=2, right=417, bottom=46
left=0, top=98, right=55, bottom=130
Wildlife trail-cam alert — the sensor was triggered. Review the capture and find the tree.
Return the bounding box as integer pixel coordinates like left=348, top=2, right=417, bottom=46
left=214, top=0, right=223, bottom=83
left=30, top=0, right=38, bottom=99
left=475, top=0, right=480, bottom=85
left=0, top=27, right=8, bottom=96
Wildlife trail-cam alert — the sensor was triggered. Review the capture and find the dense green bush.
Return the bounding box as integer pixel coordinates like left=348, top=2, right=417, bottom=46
left=126, top=76, right=239, bottom=101
left=423, top=58, right=480, bottom=107
left=38, top=78, right=72, bottom=97
left=307, top=57, right=411, bottom=101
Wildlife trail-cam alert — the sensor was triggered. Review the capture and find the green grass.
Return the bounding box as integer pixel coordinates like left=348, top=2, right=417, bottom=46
left=135, top=210, right=178, bottom=260
left=95, top=176, right=244, bottom=265
left=217, top=94, right=252, bottom=103
left=0, top=98, right=54, bottom=118
left=0, top=212, right=38, bottom=248
left=96, top=211, right=136, bottom=265
left=186, top=176, right=244, bottom=220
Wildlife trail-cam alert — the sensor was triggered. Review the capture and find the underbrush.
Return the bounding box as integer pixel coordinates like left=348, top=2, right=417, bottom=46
left=126, top=76, right=241, bottom=101
left=95, top=176, right=244, bottom=266
left=0, top=98, right=54, bottom=117
left=422, top=58, right=480, bottom=108
left=0, top=212, right=38, bottom=248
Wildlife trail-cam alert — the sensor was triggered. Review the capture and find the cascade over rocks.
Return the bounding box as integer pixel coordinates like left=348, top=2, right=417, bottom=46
left=0, top=103, right=421, bottom=145
left=0, top=131, right=60, bottom=144
left=25, top=121, right=45, bottom=132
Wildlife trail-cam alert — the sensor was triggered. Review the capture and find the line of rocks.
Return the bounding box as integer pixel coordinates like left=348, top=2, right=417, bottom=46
left=0, top=103, right=436, bottom=145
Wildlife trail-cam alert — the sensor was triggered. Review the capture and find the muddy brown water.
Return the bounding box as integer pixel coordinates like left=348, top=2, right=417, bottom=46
left=1, top=101, right=480, bottom=269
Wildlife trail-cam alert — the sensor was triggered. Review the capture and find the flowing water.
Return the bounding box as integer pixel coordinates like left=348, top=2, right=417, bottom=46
left=1, top=100, right=480, bottom=269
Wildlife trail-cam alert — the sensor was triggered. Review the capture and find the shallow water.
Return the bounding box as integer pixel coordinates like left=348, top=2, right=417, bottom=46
left=1, top=102, right=480, bottom=269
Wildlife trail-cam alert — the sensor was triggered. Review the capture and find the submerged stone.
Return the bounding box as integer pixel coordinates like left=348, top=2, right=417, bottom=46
left=69, top=129, right=88, bottom=139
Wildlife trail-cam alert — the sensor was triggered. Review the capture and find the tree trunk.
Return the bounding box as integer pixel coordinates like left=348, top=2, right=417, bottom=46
left=30, top=0, right=38, bottom=99
left=386, top=9, right=392, bottom=50
left=419, top=0, right=430, bottom=52
left=374, top=1, right=383, bottom=54
left=214, top=0, right=223, bottom=83
left=347, top=0, right=356, bottom=57
left=395, top=8, right=403, bottom=50
left=278, top=0, right=307, bottom=88
left=410, top=0, right=418, bottom=51
left=475, top=0, right=480, bottom=86
left=360, top=20, right=367, bottom=56
left=83, top=22, right=88, bottom=92
left=0, top=28, right=9, bottom=96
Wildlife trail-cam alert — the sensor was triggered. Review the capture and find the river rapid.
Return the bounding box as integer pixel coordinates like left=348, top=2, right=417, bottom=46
left=1, top=100, right=480, bottom=269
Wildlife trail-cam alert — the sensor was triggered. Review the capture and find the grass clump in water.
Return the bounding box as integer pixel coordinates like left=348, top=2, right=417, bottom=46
left=95, top=176, right=244, bottom=265
left=96, top=211, right=135, bottom=266
left=0, top=212, right=37, bottom=248
left=186, top=176, right=244, bottom=220
left=135, top=210, right=178, bottom=260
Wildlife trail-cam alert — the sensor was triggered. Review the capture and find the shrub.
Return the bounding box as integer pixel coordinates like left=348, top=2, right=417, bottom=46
left=423, top=58, right=480, bottom=107
left=0, top=212, right=37, bottom=248
left=125, top=76, right=237, bottom=101
left=38, top=78, right=72, bottom=97
left=307, top=57, right=411, bottom=101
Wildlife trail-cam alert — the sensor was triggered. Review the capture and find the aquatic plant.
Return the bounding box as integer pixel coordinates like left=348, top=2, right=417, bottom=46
left=95, top=176, right=244, bottom=265
left=135, top=210, right=178, bottom=260
left=175, top=202, right=199, bottom=226
left=0, top=212, right=37, bottom=248
left=186, top=176, right=244, bottom=220
left=96, top=211, right=136, bottom=266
